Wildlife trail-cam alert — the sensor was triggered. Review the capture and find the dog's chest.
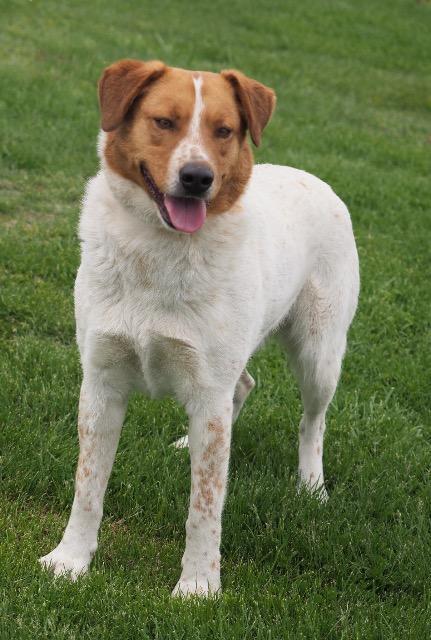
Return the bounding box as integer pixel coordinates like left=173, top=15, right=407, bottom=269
left=82, top=240, right=250, bottom=398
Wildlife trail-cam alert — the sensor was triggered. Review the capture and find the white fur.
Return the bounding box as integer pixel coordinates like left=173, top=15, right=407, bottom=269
left=189, top=76, right=205, bottom=142
left=40, top=134, right=359, bottom=594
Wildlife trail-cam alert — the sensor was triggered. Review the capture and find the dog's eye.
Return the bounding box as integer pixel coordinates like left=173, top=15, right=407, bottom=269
left=154, top=117, right=174, bottom=130
left=215, top=126, right=232, bottom=139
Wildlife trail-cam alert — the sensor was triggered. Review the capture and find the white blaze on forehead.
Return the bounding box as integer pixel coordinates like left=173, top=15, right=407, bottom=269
left=166, top=73, right=211, bottom=193
left=189, top=75, right=205, bottom=146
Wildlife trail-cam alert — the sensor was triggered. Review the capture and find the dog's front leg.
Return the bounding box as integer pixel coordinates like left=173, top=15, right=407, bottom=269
left=39, top=368, right=129, bottom=579
left=172, top=394, right=233, bottom=597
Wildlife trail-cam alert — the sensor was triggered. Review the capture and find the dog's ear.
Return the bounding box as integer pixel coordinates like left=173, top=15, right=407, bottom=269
left=98, top=59, right=166, bottom=132
left=221, top=69, right=276, bottom=146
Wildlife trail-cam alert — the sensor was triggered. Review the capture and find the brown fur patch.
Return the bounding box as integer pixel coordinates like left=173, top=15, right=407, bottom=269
left=199, top=73, right=254, bottom=214
left=221, top=69, right=276, bottom=147
left=98, top=60, right=275, bottom=217
left=76, top=394, right=96, bottom=489
left=190, top=418, right=229, bottom=517
left=203, top=419, right=226, bottom=462
left=103, top=66, right=195, bottom=202
left=99, top=59, right=166, bottom=132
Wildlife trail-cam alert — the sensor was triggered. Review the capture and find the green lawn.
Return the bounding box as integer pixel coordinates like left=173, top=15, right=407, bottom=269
left=1, top=0, right=431, bottom=637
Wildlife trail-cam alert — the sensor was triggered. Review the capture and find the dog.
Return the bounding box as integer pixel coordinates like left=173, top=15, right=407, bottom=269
left=40, top=59, right=359, bottom=596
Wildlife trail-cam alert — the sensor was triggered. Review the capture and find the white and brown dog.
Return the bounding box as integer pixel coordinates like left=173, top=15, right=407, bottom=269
left=40, top=59, right=359, bottom=595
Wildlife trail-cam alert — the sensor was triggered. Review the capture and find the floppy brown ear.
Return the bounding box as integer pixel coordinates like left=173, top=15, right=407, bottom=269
left=98, top=59, right=166, bottom=132
left=221, top=69, right=276, bottom=146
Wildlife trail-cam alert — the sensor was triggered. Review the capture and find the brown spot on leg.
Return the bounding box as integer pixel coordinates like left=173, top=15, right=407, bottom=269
left=193, top=497, right=204, bottom=512
left=208, top=418, right=224, bottom=435
left=203, top=418, right=227, bottom=462
left=199, top=480, right=214, bottom=507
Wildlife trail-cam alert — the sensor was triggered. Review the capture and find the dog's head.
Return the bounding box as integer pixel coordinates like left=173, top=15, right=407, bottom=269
left=99, top=59, right=276, bottom=233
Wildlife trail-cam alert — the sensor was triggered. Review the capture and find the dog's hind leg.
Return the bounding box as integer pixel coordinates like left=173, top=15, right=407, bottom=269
left=172, top=368, right=254, bottom=449
left=232, top=368, right=255, bottom=422
left=278, top=272, right=358, bottom=500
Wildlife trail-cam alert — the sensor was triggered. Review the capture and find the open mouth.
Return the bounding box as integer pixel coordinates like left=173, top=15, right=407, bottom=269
left=140, top=162, right=207, bottom=234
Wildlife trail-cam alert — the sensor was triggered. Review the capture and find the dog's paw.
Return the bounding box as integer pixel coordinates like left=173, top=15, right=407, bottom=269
left=39, top=544, right=91, bottom=581
left=312, top=484, right=329, bottom=503
left=171, top=576, right=221, bottom=598
left=297, top=474, right=328, bottom=503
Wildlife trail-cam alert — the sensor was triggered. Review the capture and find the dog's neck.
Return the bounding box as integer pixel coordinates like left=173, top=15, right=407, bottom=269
left=95, top=161, right=249, bottom=277
left=96, top=132, right=249, bottom=252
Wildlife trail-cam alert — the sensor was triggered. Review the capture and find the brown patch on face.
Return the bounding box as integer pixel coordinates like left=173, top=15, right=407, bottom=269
left=192, top=72, right=254, bottom=214
left=98, top=59, right=276, bottom=220
left=101, top=62, right=196, bottom=200
left=206, top=69, right=275, bottom=212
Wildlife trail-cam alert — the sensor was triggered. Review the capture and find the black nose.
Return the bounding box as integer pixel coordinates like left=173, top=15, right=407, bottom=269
left=179, top=162, right=214, bottom=196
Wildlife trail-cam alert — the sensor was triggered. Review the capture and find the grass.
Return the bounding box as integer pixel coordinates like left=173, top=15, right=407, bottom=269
left=1, top=0, right=431, bottom=637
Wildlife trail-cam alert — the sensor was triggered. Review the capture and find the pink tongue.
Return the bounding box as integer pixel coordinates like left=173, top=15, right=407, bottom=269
left=164, top=196, right=206, bottom=233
